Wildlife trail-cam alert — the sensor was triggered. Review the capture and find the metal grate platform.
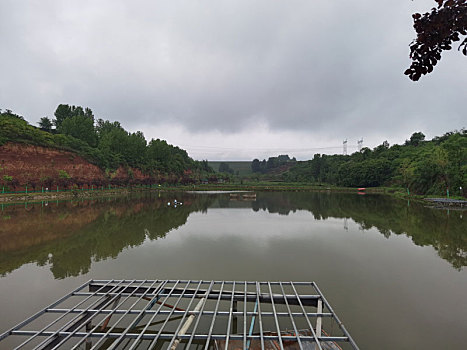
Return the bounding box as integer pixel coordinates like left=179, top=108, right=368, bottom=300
left=0, top=280, right=359, bottom=349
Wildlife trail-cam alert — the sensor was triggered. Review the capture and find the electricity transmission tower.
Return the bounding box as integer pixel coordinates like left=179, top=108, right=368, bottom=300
left=343, top=139, right=348, bottom=155
left=357, top=138, right=363, bottom=152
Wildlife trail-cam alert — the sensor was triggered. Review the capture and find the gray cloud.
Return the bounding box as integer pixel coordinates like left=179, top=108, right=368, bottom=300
left=0, top=0, right=465, bottom=159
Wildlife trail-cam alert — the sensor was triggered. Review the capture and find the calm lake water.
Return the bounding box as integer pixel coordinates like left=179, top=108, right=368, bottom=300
left=0, top=191, right=465, bottom=349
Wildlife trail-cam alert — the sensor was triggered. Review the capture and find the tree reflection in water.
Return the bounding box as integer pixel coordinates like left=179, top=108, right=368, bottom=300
left=0, top=193, right=214, bottom=278
left=250, top=192, right=465, bottom=270
left=0, top=191, right=464, bottom=279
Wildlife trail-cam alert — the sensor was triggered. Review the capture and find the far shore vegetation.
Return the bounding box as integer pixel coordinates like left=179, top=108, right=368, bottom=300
left=1, top=105, right=466, bottom=199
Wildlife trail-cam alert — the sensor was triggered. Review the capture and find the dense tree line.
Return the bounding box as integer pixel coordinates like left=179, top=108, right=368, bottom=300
left=284, top=131, right=466, bottom=196
left=1, top=106, right=213, bottom=181
left=251, top=154, right=296, bottom=173
left=218, top=162, right=234, bottom=174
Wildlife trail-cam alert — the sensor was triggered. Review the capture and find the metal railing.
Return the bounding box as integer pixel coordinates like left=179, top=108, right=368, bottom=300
left=0, top=280, right=359, bottom=350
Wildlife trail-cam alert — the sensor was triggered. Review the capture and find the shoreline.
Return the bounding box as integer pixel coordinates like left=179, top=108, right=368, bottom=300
left=0, top=184, right=464, bottom=208
left=0, top=188, right=140, bottom=204
left=0, top=184, right=382, bottom=203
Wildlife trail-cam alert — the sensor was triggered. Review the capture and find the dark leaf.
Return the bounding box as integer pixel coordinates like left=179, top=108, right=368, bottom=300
left=406, top=1, right=467, bottom=81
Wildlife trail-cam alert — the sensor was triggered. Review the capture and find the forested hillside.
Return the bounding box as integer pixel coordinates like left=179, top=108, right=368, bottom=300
left=0, top=105, right=212, bottom=187
left=2, top=106, right=465, bottom=196
left=284, top=131, right=466, bottom=196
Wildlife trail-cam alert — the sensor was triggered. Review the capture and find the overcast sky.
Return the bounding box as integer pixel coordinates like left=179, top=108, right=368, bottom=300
left=1, top=0, right=465, bottom=160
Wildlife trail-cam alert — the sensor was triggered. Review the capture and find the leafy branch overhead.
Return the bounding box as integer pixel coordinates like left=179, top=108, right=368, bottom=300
left=406, top=0, right=467, bottom=81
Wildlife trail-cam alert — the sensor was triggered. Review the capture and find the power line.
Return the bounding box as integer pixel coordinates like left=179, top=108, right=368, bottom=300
left=178, top=144, right=357, bottom=152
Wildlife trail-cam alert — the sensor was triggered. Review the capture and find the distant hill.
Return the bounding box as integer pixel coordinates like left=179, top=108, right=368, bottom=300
left=283, top=131, right=466, bottom=196
left=208, top=161, right=253, bottom=175
left=0, top=107, right=213, bottom=190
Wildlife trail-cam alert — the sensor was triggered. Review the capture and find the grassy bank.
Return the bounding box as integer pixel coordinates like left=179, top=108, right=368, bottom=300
left=1, top=182, right=463, bottom=205
left=0, top=187, right=147, bottom=204
left=169, top=182, right=386, bottom=193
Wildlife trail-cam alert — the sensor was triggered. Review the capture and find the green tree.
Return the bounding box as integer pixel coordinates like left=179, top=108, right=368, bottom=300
left=96, top=119, right=122, bottom=138
left=266, top=157, right=278, bottom=169
left=146, top=138, right=192, bottom=175
left=54, top=104, right=72, bottom=129
left=126, top=131, right=147, bottom=168
left=84, top=107, right=94, bottom=120
left=399, top=159, right=416, bottom=190
left=97, top=125, right=128, bottom=168
left=38, top=117, right=53, bottom=132
left=405, top=132, right=426, bottom=146
left=441, top=133, right=467, bottom=193
left=251, top=159, right=261, bottom=172
left=219, top=162, right=234, bottom=174
left=54, top=105, right=94, bottom=129
left=59, top=115, right=97, bottom=147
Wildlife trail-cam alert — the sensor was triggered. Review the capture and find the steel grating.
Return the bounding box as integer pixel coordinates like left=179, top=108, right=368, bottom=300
left=0, top=280, right=359, bottom=350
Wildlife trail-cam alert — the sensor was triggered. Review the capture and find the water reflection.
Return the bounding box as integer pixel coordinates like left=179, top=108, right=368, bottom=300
left=249, top=192, right=465, bottom=269
left=0, top=191, right=464, bottom=279
left=0, top=193, right=215, bottom=278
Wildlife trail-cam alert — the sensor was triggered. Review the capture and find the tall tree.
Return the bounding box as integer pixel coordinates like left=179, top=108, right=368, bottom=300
left=96, top=119, right=122, bottom=139
left=54, top=104, right=72, bottom=128
left=84, top=107, right=94, bottom=121
left=126, top=131, right=147, bottom=168
left=59, top=115, right=97, bottom=146
left=405, top=132, right=426, bottom=146
left=251, top=159, right=261, bottom=173
left=219, top=162, right=234, bottom=174
left=38, top=117, right=53, bottom=132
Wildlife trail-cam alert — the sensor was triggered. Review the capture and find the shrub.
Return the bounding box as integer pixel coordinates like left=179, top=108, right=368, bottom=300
left=58, top=170, right=71, bottom=179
